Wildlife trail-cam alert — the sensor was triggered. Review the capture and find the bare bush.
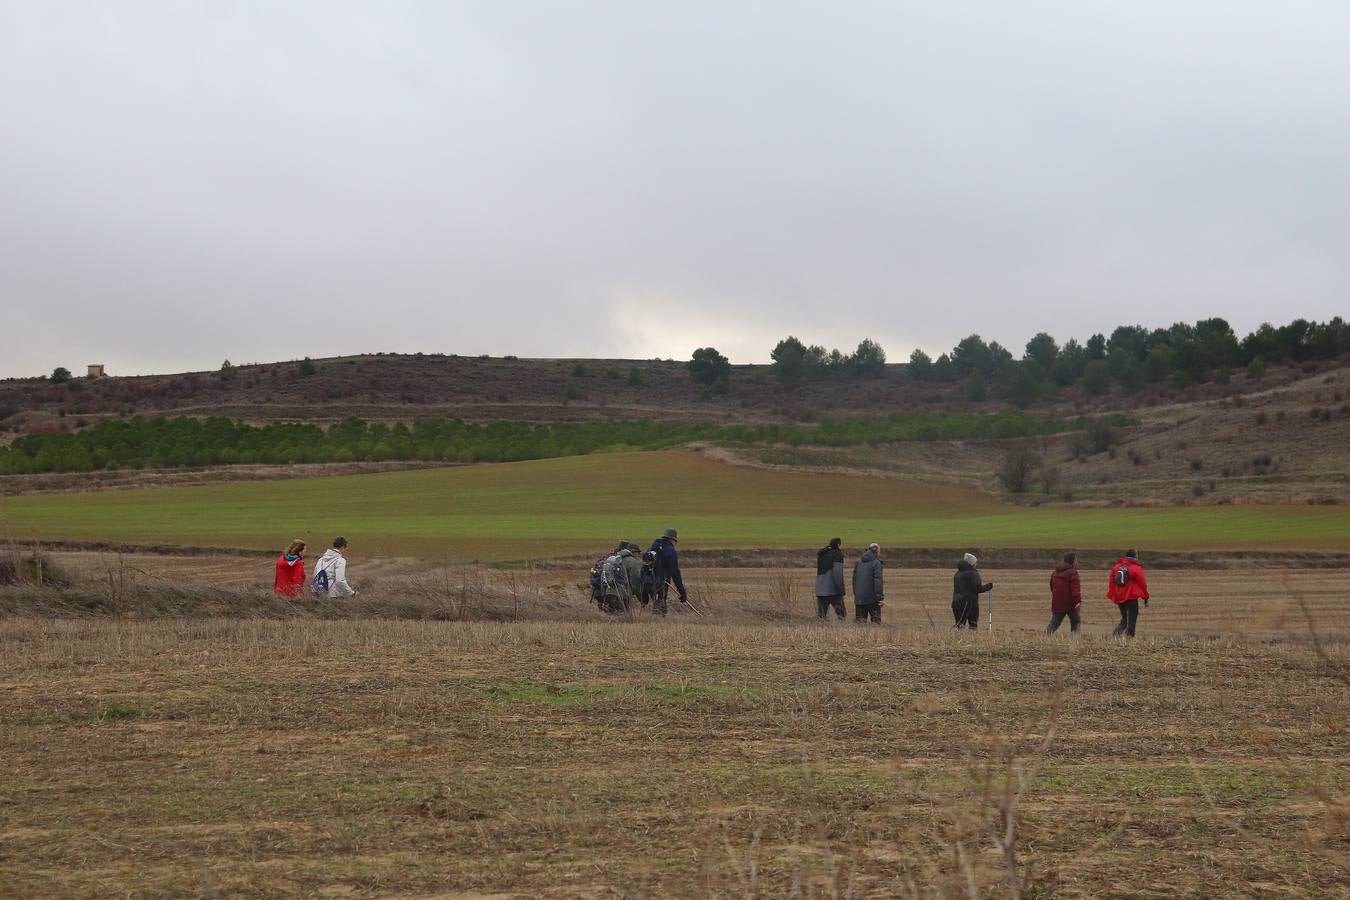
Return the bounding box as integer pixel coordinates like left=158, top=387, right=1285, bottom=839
left=1086, top=420, right=1119, bottom=453
left=1037, top=464, right=1061, bottom=494
left=998, top=446, right=1042, bottom=494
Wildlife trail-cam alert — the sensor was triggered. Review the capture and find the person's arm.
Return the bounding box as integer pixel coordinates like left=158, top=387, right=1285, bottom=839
left=668, top=551, right=687, bottom=601
left=832, top=561, right=845, bottom=597
left=332, top=557, right=355, bottom=596
left=873, top=561, right=884, bottom=601
left=1071, top=569, right=1081, bottom=607
left=293, top=562, right=306, bottom=591
left=978, top=571, right=993, bottom=593
left=1135, top=566, right=1149, bottom=604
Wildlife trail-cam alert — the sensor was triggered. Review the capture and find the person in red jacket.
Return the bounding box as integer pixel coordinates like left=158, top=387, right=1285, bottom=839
left=274, top=539, right=306, bottom=597
left=1047, top=552, right=1082, bottom=635
left=1107, top=549, right=1149, bottom=638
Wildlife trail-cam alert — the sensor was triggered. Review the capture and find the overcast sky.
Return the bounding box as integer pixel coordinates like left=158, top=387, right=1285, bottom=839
left=2, top=1, right=1347, bottom=377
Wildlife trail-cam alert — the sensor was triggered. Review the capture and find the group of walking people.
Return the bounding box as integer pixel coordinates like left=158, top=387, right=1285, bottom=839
left=274, top=529, right=1151, bottom=638
left=817, top=539, right=1151, bottom=637
left=587, top=528, right=688, bottom=616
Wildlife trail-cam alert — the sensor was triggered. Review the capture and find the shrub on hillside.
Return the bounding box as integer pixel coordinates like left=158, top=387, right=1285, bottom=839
left=998, top=446, right=1041, bottom=493
left=687, top=347, right=730, bottom=387
left=1086, top=420, right=1119, bottom=454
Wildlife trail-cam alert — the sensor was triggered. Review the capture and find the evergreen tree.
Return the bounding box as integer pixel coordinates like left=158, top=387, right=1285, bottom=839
left=687, top=347, right=730, bottom=386
left=908, top=349, right=933, bottom=381
left=850, top=338, right=887, bottom=376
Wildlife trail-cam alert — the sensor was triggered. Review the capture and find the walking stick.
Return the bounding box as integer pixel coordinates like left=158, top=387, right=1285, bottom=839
left=988, top=586, right=994, bottom=634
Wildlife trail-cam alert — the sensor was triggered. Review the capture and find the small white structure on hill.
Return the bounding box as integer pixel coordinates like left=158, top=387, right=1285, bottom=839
left=87, top=364, right=105, bottom=378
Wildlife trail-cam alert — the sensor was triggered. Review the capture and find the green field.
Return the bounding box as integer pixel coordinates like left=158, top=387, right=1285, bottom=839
left=3, top=451, right=1348, bottom=559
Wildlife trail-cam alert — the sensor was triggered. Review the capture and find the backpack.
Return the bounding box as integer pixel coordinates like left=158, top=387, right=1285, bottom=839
left=648, top=539, right=667, bottom=580
left=588, top=556, right=608, bottom=602
left=1114, top=564, right=1129, bottom=588
left=310, top=557, right=339, bottom=596
left=602, top=555, right=624, bottom=593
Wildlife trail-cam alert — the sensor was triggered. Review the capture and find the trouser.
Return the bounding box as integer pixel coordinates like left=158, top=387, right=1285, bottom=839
left=602, top=593, right=629, bottom=615
left=1112, top=600, right=1140, bottom=637
left=817, top=595, right=845, bottom=619
left=952, top=598, right=979, bottom=629
left=652, top=581, right=669, bottom=616
left=1046, top=608, right=1081, bottom=635
left=855, top=602, right=881, bottom=623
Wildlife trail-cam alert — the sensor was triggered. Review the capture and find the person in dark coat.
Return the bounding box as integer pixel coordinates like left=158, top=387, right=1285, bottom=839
left=952, top=552, right=993, bottom=629
left=815, top=537, right=846, bottom=619
left=852, top=543, right=884, bottom=623
left=1046, top=552, right=1082, bottom=634
left=649, top=528, right=687, bottom=616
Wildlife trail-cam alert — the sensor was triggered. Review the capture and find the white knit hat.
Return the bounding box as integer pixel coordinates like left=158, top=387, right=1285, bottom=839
left=963, top=552, right=978, bottom=566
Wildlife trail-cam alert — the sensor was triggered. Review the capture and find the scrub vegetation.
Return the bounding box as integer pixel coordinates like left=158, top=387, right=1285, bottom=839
left=0, top=411, right=1133, bottom=475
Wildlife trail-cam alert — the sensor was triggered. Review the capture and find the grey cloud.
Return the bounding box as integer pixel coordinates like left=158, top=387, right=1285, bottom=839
left=2, top=1, right=1347, bottom=377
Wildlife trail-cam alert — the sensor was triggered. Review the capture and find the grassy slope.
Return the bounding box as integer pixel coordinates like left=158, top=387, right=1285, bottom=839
left=3, top=451, right=1348, bottom=559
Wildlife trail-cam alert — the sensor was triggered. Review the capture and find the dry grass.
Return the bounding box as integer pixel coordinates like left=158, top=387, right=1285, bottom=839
left=2, top=554, right=1347, bottom=895
left=7, top=552, right=1349, bottom=645
left=0, top=618, right=1346, bottom=897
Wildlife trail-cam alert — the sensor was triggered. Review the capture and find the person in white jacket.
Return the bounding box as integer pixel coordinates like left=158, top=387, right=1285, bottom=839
left=311, top=536, right=357, bottom=597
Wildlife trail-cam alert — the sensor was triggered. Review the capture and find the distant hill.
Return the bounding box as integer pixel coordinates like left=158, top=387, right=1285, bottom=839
left=1, top=352, right=1346, bottom=506
left=1, top=350, right=1341, bottom=431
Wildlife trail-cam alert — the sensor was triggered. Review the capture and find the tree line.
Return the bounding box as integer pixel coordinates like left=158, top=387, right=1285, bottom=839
left=0, top=412, right=1129, bottom=475
left=684, top=316, right=1348, bottom=401
left=907, top=316, right=1350, bottom=403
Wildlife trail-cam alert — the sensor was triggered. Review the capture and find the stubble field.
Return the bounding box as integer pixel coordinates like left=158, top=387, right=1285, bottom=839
left=3, top=446, right=1348, bottom=897
left=1, top=616, right=1347, bottom=898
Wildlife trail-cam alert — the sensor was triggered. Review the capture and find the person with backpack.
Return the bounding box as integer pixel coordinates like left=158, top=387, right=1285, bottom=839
left=621, top=544, right=644, bottom=610
left=639, top=549, right=658, bottom=608
left=648, top=528, right=687, bottom=616
left=815, top=537, right=846, bottom=620
left=1107, top=549, right=1150, bottom=638
left=852, top=543, right=884, bottom=623
left=273, top=539, right=306, bottom=597
left=1046, top=552, right=1082, bottom=635
left=952, top=552, right=993, bottom=630
left=601, top=542, right=643, bottom=614
left=311, top=536, right=356, bottom=597
left=589, top=542, right=622, bottom=610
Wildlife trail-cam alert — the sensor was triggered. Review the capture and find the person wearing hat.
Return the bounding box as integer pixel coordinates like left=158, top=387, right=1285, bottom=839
left=951, top=552, right=993, bottom=629
left=815, top=537, right=847, bottom=620
left=1107, top=549, right=1150, bottom=638
left=852, top=543, right=884, bottom=623
left=648, top=528, right=687, bottom=616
